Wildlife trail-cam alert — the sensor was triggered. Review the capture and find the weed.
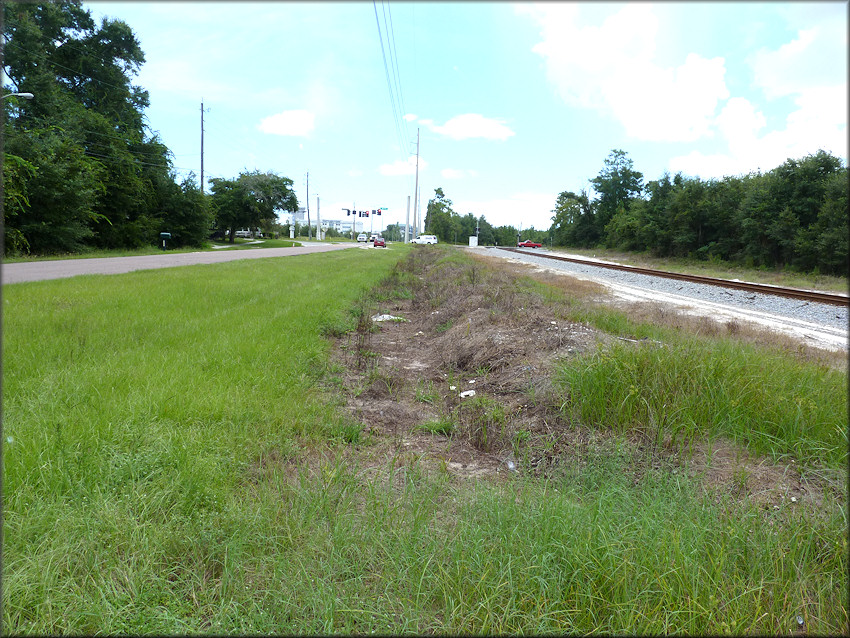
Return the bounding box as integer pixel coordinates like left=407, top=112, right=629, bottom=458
left=415, top=381, right=440, bottom=405
left=417, top=418, right=455, bottom=436
left=436, top=318, right=453, bottom=333
left=458, top=395, right=506, bottom=452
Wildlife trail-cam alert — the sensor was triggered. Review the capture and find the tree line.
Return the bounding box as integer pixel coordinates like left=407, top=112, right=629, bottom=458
left=552, top=149, right=848, bottom=275
left=421, top=148, right=847, bottom=276
left=2, top=1, right=299, bottom=256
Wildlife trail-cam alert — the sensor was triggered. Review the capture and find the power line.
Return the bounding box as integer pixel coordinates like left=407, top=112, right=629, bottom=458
left=384, top=1, right=407, bottom=118
left=373, top=0, right=407, bottom=155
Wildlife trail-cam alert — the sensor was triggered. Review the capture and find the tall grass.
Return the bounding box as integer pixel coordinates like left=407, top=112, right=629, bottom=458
left=2, top=249, right=405, bottom=633
left=553, top=337, right=848, bottom=469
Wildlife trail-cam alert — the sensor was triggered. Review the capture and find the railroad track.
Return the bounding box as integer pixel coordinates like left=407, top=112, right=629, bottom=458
left=502, top=248, right=849, bottom=307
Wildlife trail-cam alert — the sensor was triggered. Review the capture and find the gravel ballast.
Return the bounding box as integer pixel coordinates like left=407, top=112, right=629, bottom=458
left=489, top=247, right=849, bottom=334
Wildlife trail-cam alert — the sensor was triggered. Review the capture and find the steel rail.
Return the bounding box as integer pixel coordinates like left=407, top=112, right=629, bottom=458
left=501, top=248, right=849, bottom=307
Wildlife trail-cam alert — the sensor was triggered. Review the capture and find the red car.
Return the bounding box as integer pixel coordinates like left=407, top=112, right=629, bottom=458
left=373, top=236, right=386, bottom=247
left=517, top=240, right=542, bottom=248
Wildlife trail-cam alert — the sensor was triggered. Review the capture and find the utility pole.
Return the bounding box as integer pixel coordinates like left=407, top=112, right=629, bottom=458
left=316, top=194, right=321, bottom=240
left=306, top=171, right=311, bottom=240
left=200, top=99, right=207, bottom=194
left=413, top=127, right=420, bottom=239
left=405, top=195, right=410, bottom=243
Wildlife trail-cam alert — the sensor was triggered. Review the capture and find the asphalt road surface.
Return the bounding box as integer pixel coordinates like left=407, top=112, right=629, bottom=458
left=2, top=243, right=357, bottom=285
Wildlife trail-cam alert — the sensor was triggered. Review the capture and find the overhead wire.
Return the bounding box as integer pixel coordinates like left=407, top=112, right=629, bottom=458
left=384, top=1, right=407, bottom=119
left=372, top=0, right=408, bottom=157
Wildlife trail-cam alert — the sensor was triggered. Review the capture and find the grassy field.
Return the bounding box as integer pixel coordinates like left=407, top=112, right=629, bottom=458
left=3, top=244, right=846, bottom=634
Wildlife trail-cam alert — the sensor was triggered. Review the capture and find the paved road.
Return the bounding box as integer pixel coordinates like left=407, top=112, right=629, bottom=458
left=2, top=243, right=358, bottom=285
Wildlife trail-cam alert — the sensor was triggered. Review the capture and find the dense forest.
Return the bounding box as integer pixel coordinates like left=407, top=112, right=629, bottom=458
left=1, top=1, right=301, bottom=255
left=552, top=149, right=848, bottom=276
left=2, top=1, right=216, bottom=254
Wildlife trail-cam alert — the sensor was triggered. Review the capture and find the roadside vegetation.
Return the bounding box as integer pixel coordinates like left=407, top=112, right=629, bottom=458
left=3, top=244, right=846, bottom=634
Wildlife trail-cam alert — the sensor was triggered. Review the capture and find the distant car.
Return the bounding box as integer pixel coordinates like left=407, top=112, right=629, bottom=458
left=357, top=233, right=367, bottom=242
left=412, top=234, right=438, bottom=244
left=373, top=236, right=386, bottom=248
left=517, top=240, right=542, bottom=248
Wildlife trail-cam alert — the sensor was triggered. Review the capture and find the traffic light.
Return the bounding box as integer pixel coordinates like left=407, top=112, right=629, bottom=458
left=343, top=208, right=351, bottom=216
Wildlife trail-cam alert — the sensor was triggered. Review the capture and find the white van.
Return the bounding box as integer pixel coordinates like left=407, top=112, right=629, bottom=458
left=412, top=235, right=438, bottom=244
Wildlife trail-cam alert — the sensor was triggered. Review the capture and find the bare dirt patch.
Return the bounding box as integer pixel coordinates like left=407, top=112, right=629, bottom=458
left=324, top=246, right=844, bottom=512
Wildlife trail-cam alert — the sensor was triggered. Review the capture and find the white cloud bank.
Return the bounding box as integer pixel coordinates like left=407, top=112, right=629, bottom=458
left=258, top=110, right=315, bottom=136
left=518, top=3, right=847, bottom=178
left=429, top=114, right=515, bottom=141
left=441, top=168, right=478, bottom=179
left=671, top=18, right=847, bottom=178
left=407, top=114, right=515, bottom=141
left=517, top=3, right=729, bottom=143
left=455, top=192, right=555, bottom=230
left=379, top=156, right=428, bottom=176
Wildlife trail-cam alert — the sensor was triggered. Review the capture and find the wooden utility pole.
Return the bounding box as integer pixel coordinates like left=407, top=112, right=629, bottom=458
left=200, top=99, right=205, bottom=194
left=306, top=171, right=311, bottom=240
left=405, top=195, right=410, bottom=243
left=413, top=128, right=420, bottom=238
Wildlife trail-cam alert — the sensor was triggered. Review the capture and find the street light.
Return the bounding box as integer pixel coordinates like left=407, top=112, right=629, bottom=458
left=2, top=92, right=34, bottom=100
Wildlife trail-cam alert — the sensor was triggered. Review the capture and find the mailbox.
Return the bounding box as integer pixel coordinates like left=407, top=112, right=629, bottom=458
left=160, top=232, right=171, bottom=250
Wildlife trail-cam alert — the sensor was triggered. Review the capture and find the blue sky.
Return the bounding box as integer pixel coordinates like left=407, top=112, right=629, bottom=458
left=87, top=1, right=847, bottom=234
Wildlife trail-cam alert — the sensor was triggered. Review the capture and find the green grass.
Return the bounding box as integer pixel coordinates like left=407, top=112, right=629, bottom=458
left=2, top=244, right=847, bottom=634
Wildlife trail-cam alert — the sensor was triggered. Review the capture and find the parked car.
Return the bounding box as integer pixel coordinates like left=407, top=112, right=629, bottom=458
left=517, top=240, right=542, bottom=248
left=373, top=236, right=386, bottom=248
left=412, top=234, right=438, bottom=244
left=357, top=233, right=368, bottom=242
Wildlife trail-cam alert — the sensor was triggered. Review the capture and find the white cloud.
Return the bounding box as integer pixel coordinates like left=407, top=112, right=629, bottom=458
left=429, top=114, right=515, bottom=141
left=519, top=3, right=730, bottom=142
left=258, top=110, right=315, bottom=136
left=403, top=113, right=417, bottom=122
left=441, top=168, right=478, bottom=179
left=454, top=192, right=556, bottom=230
left=670, top=89, right=847, bottom=178
left=379, top=156, right=428, bottom=176
left=670, top=18, right=848, bottom=179
left=751, top=23, right=847, bottom=99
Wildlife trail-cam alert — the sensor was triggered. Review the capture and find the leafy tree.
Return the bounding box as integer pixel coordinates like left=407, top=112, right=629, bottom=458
left=424, top=187, right=456, bottom=242
left=3, top=0, right=210, bottom=254
left=2, top=153, right=37, bottom=254
left=590, top=149, right=643, bottom=239
left=210, top=171, right=298, bottom=242
left=551, top=189, right=596, bottom=247
left=494, top=225, right=519, bottom=247
left=158, top=174, right=212, bottom=247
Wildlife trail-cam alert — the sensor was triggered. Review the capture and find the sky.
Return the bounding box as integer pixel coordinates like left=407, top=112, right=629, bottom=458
left=86, top=1, right=848, bottom=234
